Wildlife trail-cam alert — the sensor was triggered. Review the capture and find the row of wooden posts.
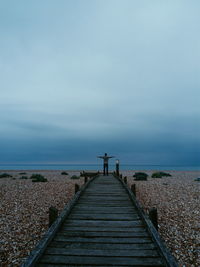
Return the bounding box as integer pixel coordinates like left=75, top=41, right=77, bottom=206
left=48, top=173, right=158, bottom=231
left=48, top=176, right=89, bottom=227
left=121, top=174, right=158, bottom=231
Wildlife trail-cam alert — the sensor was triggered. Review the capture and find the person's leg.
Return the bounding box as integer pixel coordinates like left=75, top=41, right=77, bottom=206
left=103, top=164, right=106, bottom=176
left=104, top=164, right=108, bottom=175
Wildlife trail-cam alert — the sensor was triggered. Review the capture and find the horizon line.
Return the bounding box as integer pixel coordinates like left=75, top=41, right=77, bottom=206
left=0, top=163, right=200, bottom=167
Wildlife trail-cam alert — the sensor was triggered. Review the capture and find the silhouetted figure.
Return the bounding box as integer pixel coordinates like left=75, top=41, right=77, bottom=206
left=97, top=153, right=114, bottom=175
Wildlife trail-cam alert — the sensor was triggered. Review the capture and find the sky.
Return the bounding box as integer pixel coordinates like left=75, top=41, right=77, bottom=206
left=0, top=0, right=200, bottom=165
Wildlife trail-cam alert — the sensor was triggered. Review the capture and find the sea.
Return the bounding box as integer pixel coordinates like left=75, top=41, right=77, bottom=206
left=0, top=164, right=200, bottom=171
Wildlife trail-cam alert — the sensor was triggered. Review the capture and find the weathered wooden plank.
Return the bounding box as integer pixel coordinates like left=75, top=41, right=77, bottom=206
left=84, top=192, right=126, bottom=196
left=88, top=186, right=124, bottom=188
left=78, top=201, right=132, bottom=205
left=82, top=195, right=127, bottom=198
left=91, top=185, right=123, bottom=187
left=45, top=247, right=159, bottom=257
left=85, top=189, right=126, bottom=192
left=58, top=231, right=149, bottom=237
left=68, top=214, right=139, bottom=220
left=84, top=193, right=128, bottom=196
left=75, top=204, right=135, bottom=208
left=38, top=264, right=163, bottom=267
left=53, top=236, right=152, bottom=244
left=91, top=184, right=122, bottom=186
left=92, top=180, right=121, bottom=182
left=89, top=183, right=122, bottom=185
left=39, top=255, right=164, bottom=266
left=80, top=196, right=130, bottom=202
left=76, top=203, right=133, bottom=207
left=73, top=207, right=136, bottom=212
left=64, top=219, right=143, bottom=227
left=60, top=226, right=146, bottom=232
left=80, top=195, right=129, bottom=199
left=49, top=241, right=157, bottom=250
left=83, top=194, right=127, bottom=196
left=91, top=183, right=121, bottom=185
left=77, top=200, right=131, bottom=203
left=87, top=185, right=124, bottom=187
left=71, top=210, right=137, bottom=214
left=77, top=203, right=132, bottom=206
left=38, top=265, right=163, bottom=267
left=87, top=187, right=124, bottom=189
left=83, top=196, right=128, bottom=199
left=87, top=189, right=125, bottom=192
left=71, top=212, right=138, bottom=216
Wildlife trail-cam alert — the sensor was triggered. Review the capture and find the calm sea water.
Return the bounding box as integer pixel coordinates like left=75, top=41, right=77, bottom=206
left=0, top=164, right=200, bottom=171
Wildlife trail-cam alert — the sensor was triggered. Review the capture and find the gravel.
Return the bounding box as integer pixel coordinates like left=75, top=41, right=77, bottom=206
left=0, top=170, right=83, bottom=266
left=123, top=170, right=200, bottom=267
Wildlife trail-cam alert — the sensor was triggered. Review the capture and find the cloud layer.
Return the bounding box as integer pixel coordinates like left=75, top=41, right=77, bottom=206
left=0, top=1, right=199, bottom=165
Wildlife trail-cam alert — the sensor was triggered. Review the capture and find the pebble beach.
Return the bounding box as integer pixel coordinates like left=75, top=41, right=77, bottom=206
left=0, top=170, right=199, bottom=266
left=123, top=170, right=200, bottom=267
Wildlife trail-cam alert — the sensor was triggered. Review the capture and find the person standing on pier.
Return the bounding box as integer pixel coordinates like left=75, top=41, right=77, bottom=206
left=97, top=153, right=114, bottom=175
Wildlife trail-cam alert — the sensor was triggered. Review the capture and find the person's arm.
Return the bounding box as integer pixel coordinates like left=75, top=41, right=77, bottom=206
left=108, top=156, right=115, bottom=158
left=97, top=156, right=104, bottom=159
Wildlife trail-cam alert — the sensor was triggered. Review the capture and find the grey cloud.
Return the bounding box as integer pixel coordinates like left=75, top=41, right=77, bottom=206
left=0, top=1, right=199, bottom=165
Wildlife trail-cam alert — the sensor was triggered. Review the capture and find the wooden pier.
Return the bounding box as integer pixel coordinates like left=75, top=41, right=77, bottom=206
left=22, top=174, right=178, bottom=267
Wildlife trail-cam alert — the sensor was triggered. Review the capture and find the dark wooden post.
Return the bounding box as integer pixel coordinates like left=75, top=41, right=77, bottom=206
left=116, top=160, right=119, bottom=177
left=120, top=174, right=122, bottom=179
left=84, top=176, right=88, bottom=184
left=149, top=208, right=158, bottom=230
left=124, top=176, right=127, bottom=184
left=131, top=184, right=136, bottom=196
left=49, top=206, right=58, bottom=228
left=75, top=184, right=80, bottom=194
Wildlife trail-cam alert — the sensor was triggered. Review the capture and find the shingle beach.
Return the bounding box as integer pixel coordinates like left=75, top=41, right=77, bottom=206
left=0, top=170, right=199, bottom=266
left=125, top=170, right=200, bottom=267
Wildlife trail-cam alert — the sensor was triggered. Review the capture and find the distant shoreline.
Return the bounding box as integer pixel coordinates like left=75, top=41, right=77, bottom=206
left=0, top=164, right=200, bottom=171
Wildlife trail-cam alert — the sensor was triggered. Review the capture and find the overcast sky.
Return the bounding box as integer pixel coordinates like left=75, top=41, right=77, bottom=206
left=0, top=0, right=199, bottom=165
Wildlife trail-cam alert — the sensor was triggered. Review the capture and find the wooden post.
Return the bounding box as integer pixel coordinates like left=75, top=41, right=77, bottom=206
left=149, top=208, right=158, bottom=230
left=75, top=184, right=80, bottom=194
left=116, top=160, right=119, bottom=177
left=49, top=206, right=58, bottom=228
left=124, top=176, right=127, bottom=184
left=84, top=176, right=88, bottom=184
left=120, top=174, right=122, bottom=179
left=131, top=184, right=136, bottom=196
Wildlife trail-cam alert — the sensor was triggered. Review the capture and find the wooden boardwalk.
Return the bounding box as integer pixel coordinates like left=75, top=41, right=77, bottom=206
left=22, top=174, right=178, bottom=267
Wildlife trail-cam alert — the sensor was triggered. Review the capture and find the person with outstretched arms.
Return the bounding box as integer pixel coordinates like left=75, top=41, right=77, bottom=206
left=97, top=153, right=114, bottom=175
